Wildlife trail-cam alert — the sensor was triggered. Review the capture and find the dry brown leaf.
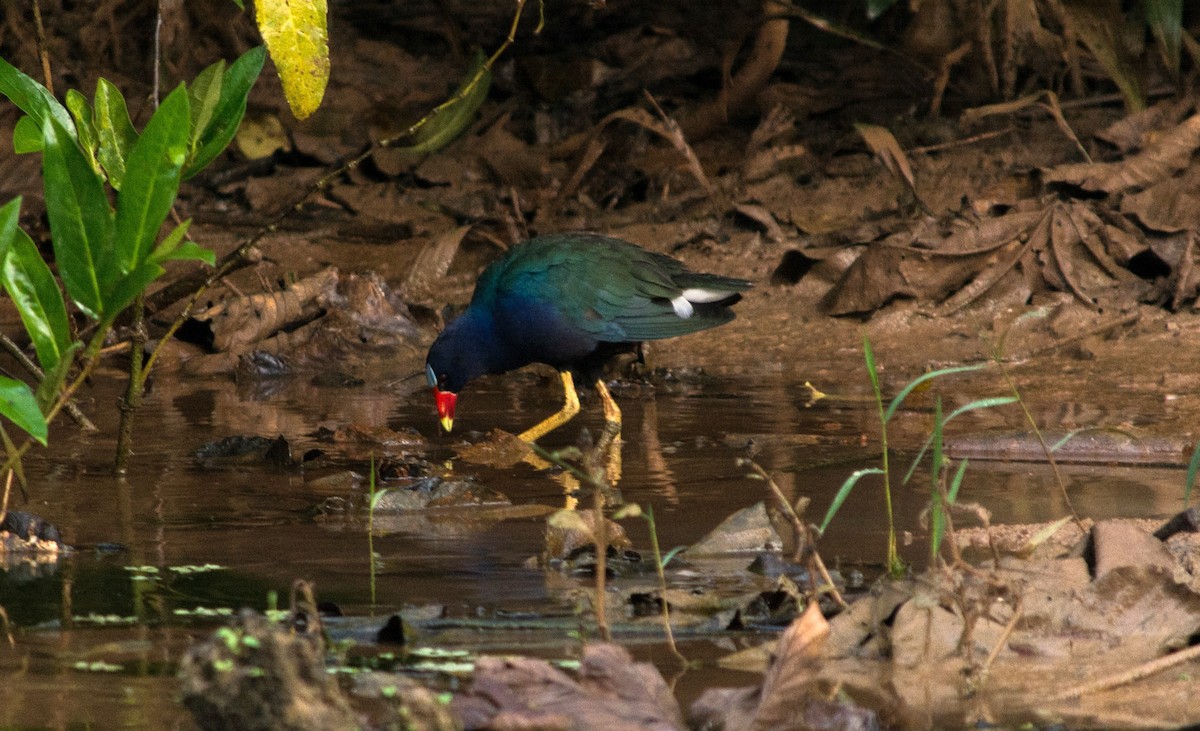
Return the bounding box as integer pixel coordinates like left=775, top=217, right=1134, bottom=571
left=1045, top=113, right=1200, bottom=193
left=1095, top=98, right=1197, bottom=152
left=734, top=203, right=786, bottom=242
left=854, top=122, right=922, bottom=207
left=823, top=245, right=991, bottom=316
left=1120, top=163, right=1200, bottom=233
left=543, top=508, right=632, bottom=560
left=561, top=104, right=713, bottom=201
left=754, top=602, right=830, bottom=722
left=403, top=226, right=472, bottom=301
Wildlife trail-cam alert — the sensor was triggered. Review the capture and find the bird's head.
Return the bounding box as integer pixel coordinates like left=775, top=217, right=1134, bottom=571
left=426, top=363, right=457, bottom=432
left=425, top=316, right=491, bottom=433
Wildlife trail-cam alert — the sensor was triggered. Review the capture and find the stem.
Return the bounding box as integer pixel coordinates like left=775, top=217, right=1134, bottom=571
left=645, top=506, right=686, bottom=666
left=593, top=464, right=610, bottom=642
left=368, top=455, right=377, bottom=609
left=114, top=294, right=147, bottom=474
left=30, top=0, right=54, bottom=95
left=865, top=333, right=901, bottom=576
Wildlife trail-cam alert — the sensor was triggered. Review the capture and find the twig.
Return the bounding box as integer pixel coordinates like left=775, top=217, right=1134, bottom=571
left=907, top=127, right=1014, bottom=156
left=741, top=458, right=848, bottom=609
left=1051, top=641, right=1200, bottom=701
left=0, top=468, right=12, bottom=528
left=0, top=332, right=95, bottom=430
left=643, top=505, right=687, bottom=666
left=153, top=0, right=163, bottom=106
left=0, top=605, right=13, bottom=648
left=1011, top=311, right=1140, bottom=360
left=980, top=595, right=1022, bottom=676
left=741, top=459, right=806, bottom=561
left=30, top=0, right=53, bottom=95
left=114, top=292, right=148, bottom=473
left=978, top=316, right=1085, bottom=528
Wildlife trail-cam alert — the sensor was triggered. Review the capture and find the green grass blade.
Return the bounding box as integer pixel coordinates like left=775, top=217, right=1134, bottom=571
left=904, top=395, right=1018, bottom=484
left=884, top=363, right=988, bottom=423
left=947, top=458, right=968, bottom=503
left=1185, top=441, right=1200, bottom=507
left=819, top=468, right=884, bottom=535
left=1145, top=0, right=1182, bottom=75
left=931, top=458, right=970, bottom=558
left=660, top=545, right=686, bottom=569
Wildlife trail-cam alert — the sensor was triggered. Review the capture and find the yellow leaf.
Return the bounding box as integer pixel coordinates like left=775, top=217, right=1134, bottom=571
left=256, top=0, right=329, bottom=120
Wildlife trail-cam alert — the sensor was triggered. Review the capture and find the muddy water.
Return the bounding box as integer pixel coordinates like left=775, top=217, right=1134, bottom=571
left=0, top=364, right=1190, bottom=729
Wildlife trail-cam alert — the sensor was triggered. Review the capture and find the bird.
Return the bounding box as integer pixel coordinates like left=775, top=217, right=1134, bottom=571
left=425, top=232, right=751, bottom=442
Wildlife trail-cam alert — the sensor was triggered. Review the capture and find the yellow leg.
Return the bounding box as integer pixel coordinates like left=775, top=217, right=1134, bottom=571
left=518, top=371, right=580, bottom=443
left=594, top=379, right=623, bottom=484
left=594, top=379, right=622, bottom=436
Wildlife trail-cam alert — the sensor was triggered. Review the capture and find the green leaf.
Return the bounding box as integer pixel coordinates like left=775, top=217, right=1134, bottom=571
left=103, top=261, right=163, bottom=318
left=0, top=198, right=71, bottom=373
left=400, top=49, right=490, bottom=154
left=94, top=78, right=140, bottom=192
left=111, top=84, right=189, bottom=294
left=66, top=89, right=100, bottom=175
left=188, top=60, right=225, bottom=155
left=1144, top=0, right=1182, bottom=76
left=13, top=115, right=42, bottom=153
left=159, top=239, right=215, bottom=266
left=866, top=0, right=902, bottom=21
left=0, top=56, right=73, bottom=135
left=42, top=115, right=112, bottom=319
left=185, top=46, right=266, bottom=178
left=819, top=468, right=885, bottom=535
left=148, top=219, right=214, bottom=266
left=0, top=376, right=47, bottom=445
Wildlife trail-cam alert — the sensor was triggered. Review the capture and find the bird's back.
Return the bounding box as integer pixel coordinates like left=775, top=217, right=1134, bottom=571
left=477, top=233, right=750, bottom=349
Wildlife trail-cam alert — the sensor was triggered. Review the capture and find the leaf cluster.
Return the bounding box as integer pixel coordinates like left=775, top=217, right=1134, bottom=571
left=0, top=48, right=264, bottom=448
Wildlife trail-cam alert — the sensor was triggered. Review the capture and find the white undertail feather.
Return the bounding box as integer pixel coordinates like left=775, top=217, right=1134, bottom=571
left=670, top=296, right=694, bottom=318
left=671, top=288, right=732, bottom=318
left=680, top=287, right=730, bottom=303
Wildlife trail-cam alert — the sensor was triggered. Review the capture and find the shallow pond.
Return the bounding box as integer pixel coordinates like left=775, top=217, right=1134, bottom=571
left=0, top=362, right=1190, bottom=729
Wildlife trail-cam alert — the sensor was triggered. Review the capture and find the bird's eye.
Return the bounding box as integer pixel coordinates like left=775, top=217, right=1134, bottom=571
left=425, top=364, right=438, bottom=388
